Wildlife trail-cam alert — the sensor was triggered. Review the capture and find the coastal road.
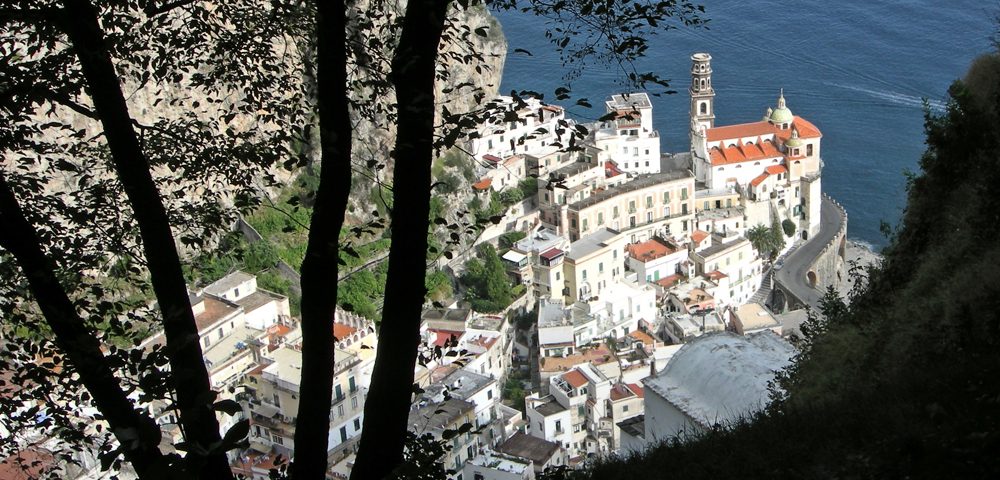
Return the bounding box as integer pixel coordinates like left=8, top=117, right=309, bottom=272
left=774, top=196, right=844, bottom=310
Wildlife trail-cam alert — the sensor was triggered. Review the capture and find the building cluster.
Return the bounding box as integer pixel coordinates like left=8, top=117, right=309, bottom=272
left=1, top=53, right=828, bottom=480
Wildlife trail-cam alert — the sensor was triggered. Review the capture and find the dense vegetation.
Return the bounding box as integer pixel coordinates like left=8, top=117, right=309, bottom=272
left=571, top=52, right=1000, bottom=480
left=459, top=243, right=520, bottom=313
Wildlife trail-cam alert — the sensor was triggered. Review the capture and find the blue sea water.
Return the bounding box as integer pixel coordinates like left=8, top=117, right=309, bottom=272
left=494, top=1, right=995, bottom=249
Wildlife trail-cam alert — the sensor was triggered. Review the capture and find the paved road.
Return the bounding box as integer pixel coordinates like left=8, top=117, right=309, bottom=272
left=774, top=196, right=844, bottom=310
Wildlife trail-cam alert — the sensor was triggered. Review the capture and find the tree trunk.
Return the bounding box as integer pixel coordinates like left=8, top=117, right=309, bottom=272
left=290, top=0, right=353, bottom=477
left=349, top=0, right=449, bottom=477
left=0, top=174, right=165, bottom=477
left=58, top=0, right=230, bottom=476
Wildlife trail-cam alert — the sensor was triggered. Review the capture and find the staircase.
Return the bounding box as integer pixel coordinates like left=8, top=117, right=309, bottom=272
left=749, top=269, right=773, bottom=306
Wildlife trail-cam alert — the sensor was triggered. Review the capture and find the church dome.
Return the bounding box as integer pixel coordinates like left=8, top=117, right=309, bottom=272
left=785, top=128, right=804, bottom=148
left=768, top=90, right=793, bottom=126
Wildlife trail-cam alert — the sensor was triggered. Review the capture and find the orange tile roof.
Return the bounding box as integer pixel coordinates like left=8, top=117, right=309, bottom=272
left=627, top=238, right=677, bottom=262
left=750, top=172, right=769, bottom=187
left=333, top=323, right=357, bottom=340
left=609, top=383, right=636, bottom=401
left=656, top=273, right=685, bottom=288
left=195, top=296, right=239, bottom=334
left=483, top=154, right=502, bottom=163
left=563, top=369, right=588, bottom=389
left=705, top=270, right=728, bottom=280
left=430, top=329, right=464, bottom=348
left=707, top=116, right=821, bottom=143
left=765, top=165, right=788, bottom=175
left=706, top=121, right=775, bottom=142
left=627, top=383, right=644, bottom=398
left=472, top=178, right=492, bottom=191
left=628, top=330, right=655, bottom=345
left=709, top=139, right=783, bottom=166
left=692, top=230, right=710, bottom=244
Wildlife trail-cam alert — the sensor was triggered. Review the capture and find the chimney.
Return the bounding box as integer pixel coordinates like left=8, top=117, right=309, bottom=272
left=649, top=357, right=656, bottom=378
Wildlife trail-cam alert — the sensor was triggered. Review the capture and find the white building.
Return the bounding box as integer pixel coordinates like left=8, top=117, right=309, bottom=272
left=625, top=237, right=687, bottom=285
left=588, top=93, right=662, bottom=175
left=468, top=96, right=567, bottom=162
left=633, top=332, right=794, bottom=446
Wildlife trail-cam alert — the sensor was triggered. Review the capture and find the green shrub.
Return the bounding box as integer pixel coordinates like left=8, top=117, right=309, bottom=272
left=782, top=218, right=796, bottom=237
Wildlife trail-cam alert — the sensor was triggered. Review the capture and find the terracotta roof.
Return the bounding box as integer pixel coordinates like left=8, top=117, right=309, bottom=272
left=468, top=334, right=499, bottom=349
left=765, top=165, right=788, bottom=175
left=609, top=383, right=636, bottom=401
left=333, top=323, right=357, bottom=340
left=483, top=154, right=502, bottom=164
left=627, top=238, right=677, bottom=262
left=472, top=178, right=492, bottom=191
left=656, top=273, right=685, bottom=288
left=750, top=172, right=769, bottom=187
left=195, top=296, right=240, bottom=334
left=706, top=121, right=775, bottom=142
left=709, top=139, right=783, bottom=166
left=431, top=329, right=464, bottom=348
left=627, top=383, right=644, bottom=398
left=628, top=330, right=655, bottom=345
left=605, top=160, right=624, bottom=178
left=691, top=230, right=710, bottom=244
left=705, top=270, right=728, bottom=280
left=563, top=369, right=588, bottom=389
left=0, top=446, right=54, bottom=479
left=706, top=116, right=821, bottom=143
left=540, top=247, right=565, bottom=261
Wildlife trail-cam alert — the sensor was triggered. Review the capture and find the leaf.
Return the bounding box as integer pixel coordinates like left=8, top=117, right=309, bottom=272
left=213, top=399, right=241, bottom=416
left=513, top=48, right=533, bottom=56
left=219, top=419, right=250, bottom=452
left=474, top=27, right=488, bottom=37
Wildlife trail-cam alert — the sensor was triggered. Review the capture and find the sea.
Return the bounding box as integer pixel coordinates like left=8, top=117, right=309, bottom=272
left=493, top=1, right=996, bottom=250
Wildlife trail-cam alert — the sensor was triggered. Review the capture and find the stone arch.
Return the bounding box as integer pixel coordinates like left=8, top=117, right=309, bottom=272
left=807, top=271, right=818, bottom=288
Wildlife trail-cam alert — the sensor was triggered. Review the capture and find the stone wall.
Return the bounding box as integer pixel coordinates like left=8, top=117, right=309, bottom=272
left=806, top=194, right=848, bottom=294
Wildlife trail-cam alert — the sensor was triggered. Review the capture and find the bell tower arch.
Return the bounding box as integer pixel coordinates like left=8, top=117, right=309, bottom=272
left=690, top=52, right=716, bottom=131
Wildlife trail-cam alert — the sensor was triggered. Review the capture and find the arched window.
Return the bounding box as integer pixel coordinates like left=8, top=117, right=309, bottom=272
left=754, top=162, right=760, bottom=166
left=699, top=103, right=707, bottom=115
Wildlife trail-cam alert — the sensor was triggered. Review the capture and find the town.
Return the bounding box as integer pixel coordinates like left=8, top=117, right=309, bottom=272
left=11, top=52, right=848, bottom=480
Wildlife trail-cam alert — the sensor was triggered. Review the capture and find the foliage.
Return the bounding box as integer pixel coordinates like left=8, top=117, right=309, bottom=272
left=425, top=271, right=453, bottom=303
left=781, top=218, right=795, bottom=237
left=747, top=220, right=785, bottom=260
left=459, top=244, right=515, bottom=313
left=498, top=231, right=527, bottom=249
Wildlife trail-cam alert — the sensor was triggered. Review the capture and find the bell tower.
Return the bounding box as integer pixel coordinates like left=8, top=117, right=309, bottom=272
left=690, top=52, right=715, bottom=131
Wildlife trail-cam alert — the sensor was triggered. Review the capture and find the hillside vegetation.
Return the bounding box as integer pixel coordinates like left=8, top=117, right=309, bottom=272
left=572, top=53, right=1000, bottom=480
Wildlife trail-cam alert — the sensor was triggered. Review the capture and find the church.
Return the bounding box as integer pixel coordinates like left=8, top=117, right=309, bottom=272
left=687, top=53, right=824, bottom=240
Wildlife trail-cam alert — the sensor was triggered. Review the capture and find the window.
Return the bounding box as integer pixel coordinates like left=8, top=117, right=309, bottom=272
left=623, top=405, right=629, bottom=413
left=682, top=204, right=689, bottom=215
left=571, top=219, right=577, bottom=228
left=682, top=220, right=689, bottom=231
left=203, top=337, right=211, bottom=348
left=703, top=201, right=710, bottom=210
left=340, top=426, right=348, bottom=442
left=354, top=418, right=361, bottom=430
left=335, top=384, right=344, bottom=400
left=645, top=149, right=650, bottom=155
left=700, top=102, right=707, bottom=114
left=272, top=393, right=281, bottom=407
left=274, top=434, right=284, bottom=445
left=217, top=329, right=224, bottom=340
left=613, top=250, right=618, bottom=259
left=349, top=376, right=357, bottom=393
left=646, top=196, right=652, bottom=208
left=487, top=139, right=493, bottom=149
left=633, top=147, right=639, bottom=156
left=487, top=389, right=493, bottom=399
left=807, top=144, right=814, bottom=156
left=663, top=206, right=671, bottom=218
left=629, top=201, right=636, bottom=213
left=598, top=212, right=604, bottom=225
left=646, top=212, right=652, bottom=222
left=556, top=272, right=561, bottom=280
left=681, top=188, right=688, bottom=200
left=352, top=396, right=358, bottom=408
left=338, top=404, right=345, bottom=417
left=645, top=161, right=650, bottom=167
left=599, top=262, right=604, bottom=273
left=555, top=420, right=562, bottom=432
left=582, top=270, right=587, bottom=280
left=233, top=287, right=239, bottom=298
left=613, top=206, right=619, bottom=218
left=582, top=219, right=588, bottom=231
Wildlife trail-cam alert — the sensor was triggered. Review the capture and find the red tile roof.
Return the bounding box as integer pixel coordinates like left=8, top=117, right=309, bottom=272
left=540, top=247, right=564, bottom=261
left=765, top=165, right=788, bottom=175
left=750, top=172, right=769, bottom=187
left=333, top=323, right=357, bottom=340
left=609, top=383, right=637, bottom=401
left=563, top=369, right=588, bottom=389
left=709, top=139, right=783, bottom=166
left=705, top=270, right=728, bottom=281
left=691, top=230, right=710, bottom=244
left=627, top=238, right=677, bottom=262
left=483, top=154, right=502, bottom=164
left=431, top=329, right=464, bottom=348
left=628, top=330, right=655, bottom=345
left=656, top=273, right=685, bottom=288
left=707, top=116, right=821, bottom=143
left=627, top=383, right=644, bottom=398
left=472, top=178, right=492, bottom=191
left=605, top=160, right=624, bottom=178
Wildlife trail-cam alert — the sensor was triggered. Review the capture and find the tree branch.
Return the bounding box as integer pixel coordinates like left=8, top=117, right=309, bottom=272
left=0, top=8, right=60, bottom=25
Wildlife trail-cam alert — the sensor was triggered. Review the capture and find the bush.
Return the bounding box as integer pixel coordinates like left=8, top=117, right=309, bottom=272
left=499, top=231, right=527, bottom=249
left=782, top=219, right=796, bottom=237
left=460, top=244, right=514, bottom=313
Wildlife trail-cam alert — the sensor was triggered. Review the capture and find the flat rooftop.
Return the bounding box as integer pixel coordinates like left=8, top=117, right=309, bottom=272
left=203, top=270, right=254, bottom=297
left=497, top=432, right=560, bottom=465
left=566, top=228, right=619, bottom=261
left=569, top=170, right=692, bottom=211
left=606, top=92, right=652, bottom=110
left=696, top=237, right=749, bottom=259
